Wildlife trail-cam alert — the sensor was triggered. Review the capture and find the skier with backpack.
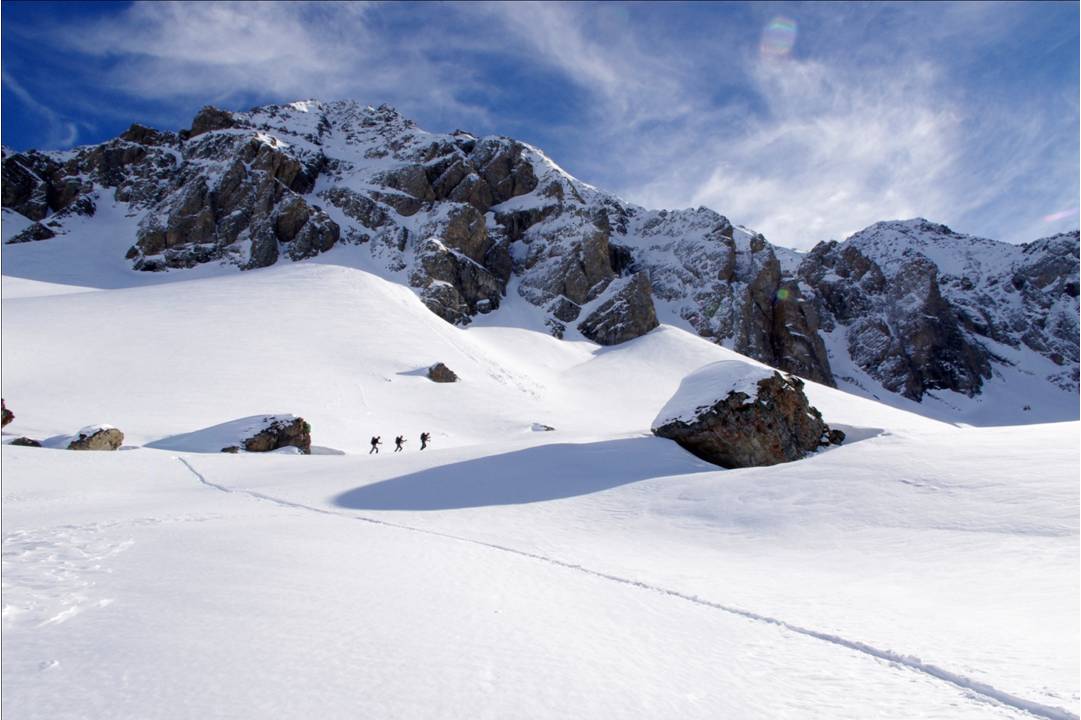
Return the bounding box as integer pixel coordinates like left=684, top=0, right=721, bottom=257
left=394, top=435, right=406, bottom=452
left=369, top=436, right=382, bottom=454
left=420, top=432, right=430, bottom=450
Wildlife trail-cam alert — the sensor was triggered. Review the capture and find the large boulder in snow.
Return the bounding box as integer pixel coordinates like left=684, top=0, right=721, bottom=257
left=10, top=437, right=42, bottom=447
left=1, top=398, right=12, bottom=427
left=577, top=271, right=659, bottom=345
left=67, top=425, right=124, bottom=451
left=651, top=361, right=843, bottom=468
left=427, top=362, right=459, bottom=383
left=223, top=415, right=312, bottom=455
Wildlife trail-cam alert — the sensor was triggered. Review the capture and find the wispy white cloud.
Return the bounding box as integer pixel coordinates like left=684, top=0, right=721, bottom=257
left=2, top=70, right=80, bottom=148
left=58, top=1, right=493, bottom=128
left=472, top=2, right=1078, bottom=247
left=11, top=0, right=1077, bottom=247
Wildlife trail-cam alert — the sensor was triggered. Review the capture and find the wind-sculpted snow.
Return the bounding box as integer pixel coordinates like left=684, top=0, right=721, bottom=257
left=1, top=103, right=1076, bottom=418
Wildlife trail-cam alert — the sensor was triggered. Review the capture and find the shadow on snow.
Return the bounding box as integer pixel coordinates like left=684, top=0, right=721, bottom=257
left=333, top=436, right=718, bottom=510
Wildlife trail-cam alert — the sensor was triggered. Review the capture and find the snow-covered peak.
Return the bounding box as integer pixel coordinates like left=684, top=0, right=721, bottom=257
left=837, top=218, right=1019, bottom=279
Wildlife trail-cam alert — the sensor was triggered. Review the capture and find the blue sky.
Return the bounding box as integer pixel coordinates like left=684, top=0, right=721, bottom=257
left=2, top=1, right=1078, bottom=249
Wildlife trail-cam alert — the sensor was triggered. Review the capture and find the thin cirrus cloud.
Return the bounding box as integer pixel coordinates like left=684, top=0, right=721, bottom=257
left=48, top=2, right=494, bottom=129
left=2, top=1, right=1077, bottom=249
left=1, top=69, right=80, bottom=148
left=473, top=2, right=1079, bottom=247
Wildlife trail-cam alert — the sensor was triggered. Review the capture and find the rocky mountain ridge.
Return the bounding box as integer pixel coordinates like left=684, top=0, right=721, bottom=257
left=3, top=100, right=1077, bottom=405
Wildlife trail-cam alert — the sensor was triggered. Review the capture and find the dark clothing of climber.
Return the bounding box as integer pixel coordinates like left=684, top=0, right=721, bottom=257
left=369, top=436, right=381, bottom=454
left=394, top=435, right=405, bottom=452
left=420, top=432, right=430, bottom=450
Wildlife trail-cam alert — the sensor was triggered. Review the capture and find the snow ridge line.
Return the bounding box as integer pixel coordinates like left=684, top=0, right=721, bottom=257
left=174, top=457, right=1078, bottom=720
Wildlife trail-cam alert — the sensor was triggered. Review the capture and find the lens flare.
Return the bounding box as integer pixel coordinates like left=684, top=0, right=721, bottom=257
left=775, top=288, right=792, bottom=301
left=760, top=17, right=798, bottom=58
left=1042, top=208, right=1078, bottom=223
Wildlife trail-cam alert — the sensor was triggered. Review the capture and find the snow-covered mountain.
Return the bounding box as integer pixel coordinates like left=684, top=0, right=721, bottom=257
left=3, top=100, right=1079, bottom=720
left=800, top=220, right=1079, bottom=407
left=2, top=99, right=1077, bottom=422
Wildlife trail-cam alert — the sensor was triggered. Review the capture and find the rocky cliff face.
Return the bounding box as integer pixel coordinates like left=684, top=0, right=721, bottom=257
left=3, top=102, right=1077, bottom=404
left=798, top=220, right=1079, bottom=399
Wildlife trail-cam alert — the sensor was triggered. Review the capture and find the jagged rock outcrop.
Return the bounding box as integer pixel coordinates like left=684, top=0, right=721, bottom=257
left=652, top=362, right=843, bottom=468
left=221, top=415, right=311, bottom=454
left=186, top=106, right=238, bottom=138
left=10, top=437, right=42, bottom=447
left=427, top=362, right=458, bottom=383
left=625, top=209, right=832, bottom=384
left=1, top=399, right=13, bottom=427
left=128, top=119, right=337, bottom=271
left=577, top=272, right=659, bottom=345
left=3, top=103, right=1077, bottom=406
left=67, top=426, right=124, bottom=451
left=798, top=220, right=1077, bottom=399
left=7, top=222, right=56, bottom=244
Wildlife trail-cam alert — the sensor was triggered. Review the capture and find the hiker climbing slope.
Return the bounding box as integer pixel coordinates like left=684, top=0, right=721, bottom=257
left=394, top=435, right=406, bottom=452
left=369, top=436, right=382, bottom=454
left=420, top=432, right=430, bottom=450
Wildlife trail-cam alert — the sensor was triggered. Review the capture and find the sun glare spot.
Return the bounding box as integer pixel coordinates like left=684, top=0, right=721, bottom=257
left=1042, top=208, right=1078, bottom=223
left=760, top=17, right=798, bottom=59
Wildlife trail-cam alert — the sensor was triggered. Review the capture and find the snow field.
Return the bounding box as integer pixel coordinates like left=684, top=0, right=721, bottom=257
left=2, top=258, right=1078, bottom=719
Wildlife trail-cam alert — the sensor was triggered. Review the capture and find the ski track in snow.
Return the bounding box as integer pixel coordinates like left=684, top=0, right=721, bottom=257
left=175, top=456, right=1078, bottom=720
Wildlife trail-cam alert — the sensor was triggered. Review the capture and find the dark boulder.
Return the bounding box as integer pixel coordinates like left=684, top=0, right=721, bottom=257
left=223, top=415, right=311, bottom=454
left=10, top=437, right=42, bottom=447
left=427, top=363, right=459, bottom=383
left=67, top=426, right=124, bottom=451
left=652, top=363, right=842, bottom=468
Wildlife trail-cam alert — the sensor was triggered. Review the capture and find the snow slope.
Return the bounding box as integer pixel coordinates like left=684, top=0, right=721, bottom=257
left=2, top=255, right=1078, bottom=719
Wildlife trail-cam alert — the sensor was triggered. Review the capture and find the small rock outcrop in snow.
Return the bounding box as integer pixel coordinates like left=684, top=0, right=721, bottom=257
left=531, top=423, right=555, bottom=432
left=1, top=398, right=12, bottom=427
left=67, top=425, right=124, bottom=451
left=6, top=222, right=56, bottom=244
left=427, top=362, right=459, bottom=383
left=221, top=415, right=312, bottom=455
left=652, top=361, right=843, bottom=468
left=10, top=437, right=41, bottom=447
